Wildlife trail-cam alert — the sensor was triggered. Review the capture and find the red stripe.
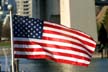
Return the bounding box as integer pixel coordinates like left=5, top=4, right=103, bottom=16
left=44, top=23, right=91, bottom=39
left=49, top=52, right=90, bottom=61
left=43, top=30, right=96, bottom=48
left=43, top=36, right=89, bottom=48
left=42, top=36, right=94, bottom=53
left=14, top=41, right=92, bottom=57
left=15, top=54, right=56, bottom=60
left=14, top=48, right=90, bottom=61
left=14, top=55, right=46, bottom=59
left=14, top=37, right=94, bottom=54
left=15, top=48, right=57, bottom=56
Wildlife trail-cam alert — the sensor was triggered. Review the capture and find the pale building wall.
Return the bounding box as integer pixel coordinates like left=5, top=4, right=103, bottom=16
left=46, top=0, right=60, bottom=23
left=60, top=0, right=71, bottom=27
left=60, top=0, right=98, bottom=42
left=15, top=0, right=33, bottom=17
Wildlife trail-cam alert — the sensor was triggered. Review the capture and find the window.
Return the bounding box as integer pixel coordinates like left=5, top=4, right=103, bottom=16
left=23, top=1, right=29, bottom=3
left=23, top=5, right=29, bottom=7
left=23, top=12, right=29, bottom=14
left=24, top=8, right=29, bottom=11
left=49, top=15, right=60, bottom=24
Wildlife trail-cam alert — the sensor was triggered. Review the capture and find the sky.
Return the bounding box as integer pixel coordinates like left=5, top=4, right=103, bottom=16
left=8, top=0, right=16, bottom=13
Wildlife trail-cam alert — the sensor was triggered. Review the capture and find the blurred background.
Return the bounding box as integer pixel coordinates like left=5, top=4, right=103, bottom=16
left=0, top=0, right=108, bottom=72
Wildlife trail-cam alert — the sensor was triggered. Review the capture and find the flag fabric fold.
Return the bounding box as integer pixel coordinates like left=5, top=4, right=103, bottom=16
left=12, top=15, right=96, bottom=67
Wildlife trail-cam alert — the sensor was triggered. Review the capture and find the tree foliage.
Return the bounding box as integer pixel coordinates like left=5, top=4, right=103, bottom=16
left=103, top=9, right=108, bottom=35
left=98, top=8, right=108, bottom=48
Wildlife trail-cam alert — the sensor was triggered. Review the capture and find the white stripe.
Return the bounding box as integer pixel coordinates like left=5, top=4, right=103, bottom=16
left=44, top=22, right=95, bottom=44
left=43, top=33, right=82, bottom=44
left=14, top=38, right=83, bottom=47
left=14, top=44, right=90, bottom=58
left=15, top=51, right=90, bottom=64
left=14, top=38, right=92, bottom=55
left=43, top=33, right=95, bottom=51
left=85, top=45, right=95, bottom=52
left=14, top=38, right=91, bottom=50
left=44, top=47, right=90, bottom=58
left=44, top=21, right=90, bottom=37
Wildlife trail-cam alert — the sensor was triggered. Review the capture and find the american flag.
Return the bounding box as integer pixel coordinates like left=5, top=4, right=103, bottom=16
left=13, top=15, right=96, bottom=67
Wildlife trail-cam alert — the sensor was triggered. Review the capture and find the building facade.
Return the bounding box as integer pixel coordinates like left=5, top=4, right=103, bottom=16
left=15, top=0, right=60, bottom=23
left=15, top=0, right=33, bottom=17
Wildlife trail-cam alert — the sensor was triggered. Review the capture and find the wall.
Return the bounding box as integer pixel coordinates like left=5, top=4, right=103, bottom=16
left=60, top=0, right=98, bottom=42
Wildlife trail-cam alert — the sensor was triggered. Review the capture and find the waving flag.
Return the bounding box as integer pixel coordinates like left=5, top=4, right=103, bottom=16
left=13, top=15, right=96, bottom=67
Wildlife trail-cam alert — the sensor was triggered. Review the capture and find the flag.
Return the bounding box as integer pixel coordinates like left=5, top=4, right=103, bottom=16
left=13, top=15, right=96, bottom=67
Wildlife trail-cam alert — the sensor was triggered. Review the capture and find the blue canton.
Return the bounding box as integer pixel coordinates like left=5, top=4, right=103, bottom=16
left=12, top=15, right=43, bottom=39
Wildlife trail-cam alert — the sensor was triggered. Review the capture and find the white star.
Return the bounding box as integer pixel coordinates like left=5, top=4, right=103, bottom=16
left=37, top=24, right=39, bottom=27
left=33, top=30, right=36, bottom=33
left=15, top=22, right=17, bottom=24
left=33, top=26, right=36, bottom=28
left=18, top=29, right=20, bottom=32
left=15, top=26, right=17, bottom=29
left=30, top=33, right=33, bottom=35
left=25, top=27, right=28, bottom=30
left=28, top=25, right=31, bottom=28
left=28, top=21, right=31, bottom=23
left=23, top=34, right=25, bottom=37
left=28, top=30, right=30, bottom=33
left=25, top=23, right=28, bottom=25
left=38, top=36, right=41, bottom=38
left=26, top=18, right=28, bottom=21
left=33, top=35, right=36, bottom=38
left=39, top=31, right=41, bottom=34
left=20, top=32, right=23, bottom=34
left=31, top=23, right=33, bottom=26
left=40, top=22, right=42, bottom=25
left=28, top=35, right=30, bottom=37
left=39, top=26, right=42, bottom=29
left=37, top=19, right=39, bottom=22
left=17, top=19, right=20, bottom=22
left=15, top=17, right=17, bottom=20
left=15, top=31, right=17, bottom=34
left=31, top=19, right=34, bottom=21
left=36, top=33, right=38, bottom=36
left=23, top=20, right=25, bottom=23
left=34, top=21, right=37, bottom=24
left=31, top=28, right=33, bottom=31
left=36, top=28, right=39, bottom=31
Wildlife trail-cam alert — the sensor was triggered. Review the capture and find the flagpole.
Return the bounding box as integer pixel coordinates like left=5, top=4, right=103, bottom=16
left=8, top=4, right=14, bottom=72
